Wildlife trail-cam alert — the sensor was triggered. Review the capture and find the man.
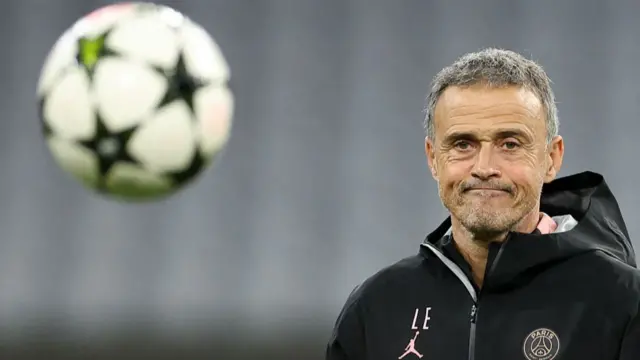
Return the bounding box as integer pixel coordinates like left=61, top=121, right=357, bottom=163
left=326, top=48, right=640, bottom=360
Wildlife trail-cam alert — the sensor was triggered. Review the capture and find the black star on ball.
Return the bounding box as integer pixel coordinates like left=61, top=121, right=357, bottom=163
left=155, top=51, right=206, bottom=114
left=78, top=113, right=140, bottom=176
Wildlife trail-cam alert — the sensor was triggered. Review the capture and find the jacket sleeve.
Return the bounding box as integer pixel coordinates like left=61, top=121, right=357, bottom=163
left=325, top=286, right=366, bottom=360
left=619, top=312, right=640, bottom=359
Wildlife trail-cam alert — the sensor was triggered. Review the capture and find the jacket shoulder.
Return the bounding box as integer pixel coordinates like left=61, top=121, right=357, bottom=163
left=592, top=250, right=640, bottom=286
left=586, top=250, right=640, bottom=311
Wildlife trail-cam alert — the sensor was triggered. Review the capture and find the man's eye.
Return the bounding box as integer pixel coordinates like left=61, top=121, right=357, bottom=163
left=454, top=141, right=472, bottom=150
left=502, top=141, right=520, bottom=150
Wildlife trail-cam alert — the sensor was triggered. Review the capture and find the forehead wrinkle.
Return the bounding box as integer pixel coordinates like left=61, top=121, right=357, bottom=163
left=445, top=102, right=541, bottom=121
left=443, top=123, right=534, bottom=139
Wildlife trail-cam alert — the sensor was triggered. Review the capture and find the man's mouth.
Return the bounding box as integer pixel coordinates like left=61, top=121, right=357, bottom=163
left=465, top=188, right=510, bottom=196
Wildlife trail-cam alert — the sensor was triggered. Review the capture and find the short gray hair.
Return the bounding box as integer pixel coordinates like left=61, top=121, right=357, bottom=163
left=423, top=48, right=559, bottom=143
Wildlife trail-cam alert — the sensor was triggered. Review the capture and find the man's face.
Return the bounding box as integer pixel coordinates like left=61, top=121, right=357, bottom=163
left=426, top=84, right=564, bottom=237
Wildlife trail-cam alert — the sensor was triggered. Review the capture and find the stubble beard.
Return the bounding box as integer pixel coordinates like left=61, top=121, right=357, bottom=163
left=439, top=181, right=541, bottom=243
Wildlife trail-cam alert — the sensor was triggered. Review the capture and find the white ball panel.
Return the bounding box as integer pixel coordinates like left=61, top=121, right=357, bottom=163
left=180, top=21, right=230, bottom=81
left=194, top=85, right=233, bottom=157
left=44, top=67, right=96, bottom=140
left=93, top=57, right=168, bottom=132
left=37, top=30, right=78, bottom=97
left=106, top=14, right=181, bottom=70
left=155, top=5, right=187, bottom=29
left=127, top=101, right=196, bottom=173
left=105, top=163, right=174, bottom=199
left=47, top=137, right=100, bottom=188
left=72, top=3, right=138, bottom=39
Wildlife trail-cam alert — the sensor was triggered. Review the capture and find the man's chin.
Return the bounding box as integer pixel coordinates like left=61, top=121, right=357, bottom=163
left=460, top=216, right=513, bottom=238
left=465, top=225, right=509, bottom=240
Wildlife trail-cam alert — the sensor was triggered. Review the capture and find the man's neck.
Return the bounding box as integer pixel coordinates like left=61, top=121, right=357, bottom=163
left=450, top=210, right=541, bottom=287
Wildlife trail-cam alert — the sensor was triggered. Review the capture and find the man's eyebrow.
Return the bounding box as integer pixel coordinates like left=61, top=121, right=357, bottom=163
left=495, top=129, right=530, bottom=139
left=442, top=129, right=530, bottom=142
left=442, top=131, right=476, bottom=142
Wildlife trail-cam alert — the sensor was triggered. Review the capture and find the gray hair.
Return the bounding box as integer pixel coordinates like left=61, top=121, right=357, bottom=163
left=423, top=48, right=559, bottom=143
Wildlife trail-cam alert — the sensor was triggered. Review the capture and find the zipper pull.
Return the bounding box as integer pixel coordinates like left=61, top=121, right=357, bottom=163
left=470, top=304, right=478, bottom=323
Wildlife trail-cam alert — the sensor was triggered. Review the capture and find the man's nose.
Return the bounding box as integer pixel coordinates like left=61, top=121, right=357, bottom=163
left=471, top=144, right=501, bottom=180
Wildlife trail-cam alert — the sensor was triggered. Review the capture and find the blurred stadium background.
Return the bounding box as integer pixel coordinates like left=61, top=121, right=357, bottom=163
left=1, top=0, right=640, bottom=359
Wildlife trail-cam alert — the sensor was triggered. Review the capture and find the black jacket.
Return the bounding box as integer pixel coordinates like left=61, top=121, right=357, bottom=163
left=326, top=171, right=640, bottom=360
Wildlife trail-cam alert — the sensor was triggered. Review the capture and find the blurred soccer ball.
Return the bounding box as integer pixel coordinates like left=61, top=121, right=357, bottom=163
left=37, top=2, right=233, bottom=201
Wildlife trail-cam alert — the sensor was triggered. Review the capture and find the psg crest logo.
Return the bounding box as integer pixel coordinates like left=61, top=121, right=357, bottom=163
left=523, top=328, right=560, bottom=360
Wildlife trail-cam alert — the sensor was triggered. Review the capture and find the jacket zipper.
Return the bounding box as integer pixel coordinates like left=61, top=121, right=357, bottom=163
left=467, top=244, right=506, bottom=360
left=469, top=303, right=478, bottom=360
left=421, top=243, right=480, bottom=359
left=422, top=240, right=507, bottom=360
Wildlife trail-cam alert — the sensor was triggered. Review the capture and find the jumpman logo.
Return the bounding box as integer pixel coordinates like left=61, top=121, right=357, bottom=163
left=398, top=331, right=423, bottom=359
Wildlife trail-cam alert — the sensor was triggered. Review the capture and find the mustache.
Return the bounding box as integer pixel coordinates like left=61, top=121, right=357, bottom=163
left=461, top=180, right=513, bottom=193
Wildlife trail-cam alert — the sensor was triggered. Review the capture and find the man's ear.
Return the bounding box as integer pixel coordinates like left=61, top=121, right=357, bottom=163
left=544, top=135, right=564, bottom=183
left=425, top=137, right=438, bottom=180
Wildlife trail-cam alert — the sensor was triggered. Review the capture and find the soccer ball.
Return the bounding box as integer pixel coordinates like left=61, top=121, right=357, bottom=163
left=37, top=2, right=233, bottom=201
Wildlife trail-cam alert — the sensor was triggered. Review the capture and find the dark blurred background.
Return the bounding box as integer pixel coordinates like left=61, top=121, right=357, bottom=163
left=1, top=0, right=639, bottom=359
